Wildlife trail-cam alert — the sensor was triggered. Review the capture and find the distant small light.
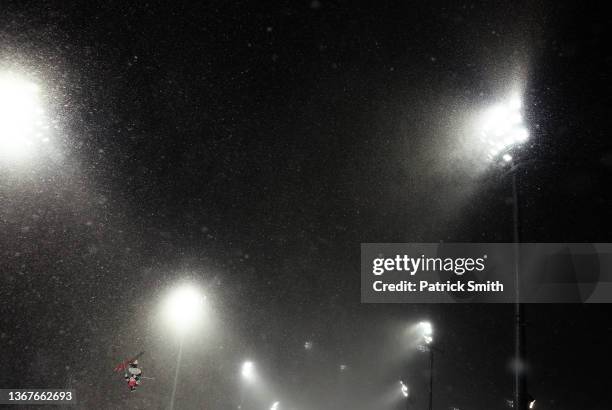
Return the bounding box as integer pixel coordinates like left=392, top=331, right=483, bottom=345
left=304, top=340, right=313, bottom=350
left=339, top=364, right=347, bottom=371
left=241, top=361, right=255, bottom=380
left=502, top=154, right=512, bottom=162
left=399, top=380, right=409, bottom=398
left=270, top=401, right=280, bottom=410
left=419, top=321, right=432, bottom=335
left=418, top=321, right=433, bottom=344
left=528, top=399, right=536, bottom=409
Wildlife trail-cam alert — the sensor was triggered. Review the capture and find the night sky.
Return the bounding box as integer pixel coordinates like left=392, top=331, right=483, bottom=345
left=1, top=1, right=611, bottom=409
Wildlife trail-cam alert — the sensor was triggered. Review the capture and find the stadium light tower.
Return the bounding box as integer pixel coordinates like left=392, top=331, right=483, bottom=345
left=163, top=284, right=205, bottom=410
left=238, top=360, right=256, bottom=409
left=416, top=321, right=436, bottom=410
left=477, top=91, right=530, bottom=410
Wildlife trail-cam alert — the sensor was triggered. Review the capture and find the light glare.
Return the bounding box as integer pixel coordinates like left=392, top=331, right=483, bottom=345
left=0, top=72, right=49, bottom=160
left=418, top=321, right=433, bottom=344
left=163, top=284, right=205, bottom=333
left=241, top=361, right=255, bottom=380
left=478, top=93, right=528, bottom=161
left=400, top=380, right=409, bottom=398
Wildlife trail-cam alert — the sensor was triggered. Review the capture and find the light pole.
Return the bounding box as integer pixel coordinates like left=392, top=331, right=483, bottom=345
left=169, top=337, right=184, bottom=410
left=478, top=93, right=530, bottom=410
left=511, top=163, right=526, bottom=410
left=163, top=284, right=205, bottom=410
left=428, top=346, right=433, bottom=410
left=416, top=321, right=434, bottom=410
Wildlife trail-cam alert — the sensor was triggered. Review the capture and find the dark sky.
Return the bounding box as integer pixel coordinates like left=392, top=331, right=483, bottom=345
left=1, top=1, right=611, bottom=409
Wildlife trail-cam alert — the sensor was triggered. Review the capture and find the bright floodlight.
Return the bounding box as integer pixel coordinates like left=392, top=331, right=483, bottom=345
left=163, top=284, right=205, bottom=333
left=418, top=321, right=433, bottom=344
left=399, top=380, right=409, bottom=398
left=270, top=401, right=280, bottom=410
left=478, top=93, right=528, bottom=161
left=0, top=72, right=50, bottom=160
left=241, top=361, right=255, bottom=381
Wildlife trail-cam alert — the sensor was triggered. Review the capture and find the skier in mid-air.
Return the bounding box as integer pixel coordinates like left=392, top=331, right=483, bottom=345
left=124, top=359, right=143, bottom=391
left=113, top=351, right=146, bottom=392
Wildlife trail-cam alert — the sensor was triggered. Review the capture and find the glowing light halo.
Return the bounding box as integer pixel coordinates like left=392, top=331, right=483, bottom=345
left=400, top=380, right=409, bottom=398
left=418, top=321, right=433, bottom=344
left=478, top=93, right=529, bottom=161
left=0, top=71, right=51, bottom=161
left=163, top=283, right=206, bottom=334
left=241, top=360, right=255, bottom=381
